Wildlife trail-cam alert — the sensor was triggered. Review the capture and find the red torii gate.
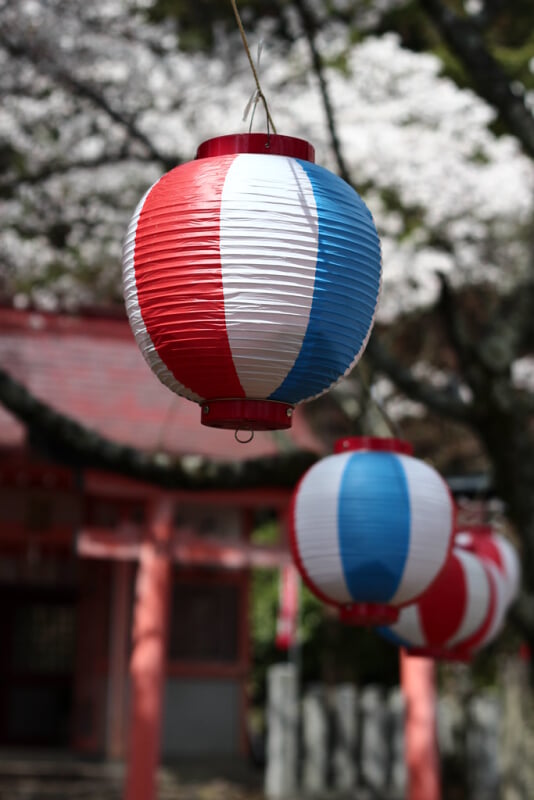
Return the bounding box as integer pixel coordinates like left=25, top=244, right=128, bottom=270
left=76, top=484, right=292, bottom=800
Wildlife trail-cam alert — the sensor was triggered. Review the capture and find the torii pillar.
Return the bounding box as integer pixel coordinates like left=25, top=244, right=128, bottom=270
left=401, top=649, right=441, bottom=800
left=124, top=496, right=173, bottom=800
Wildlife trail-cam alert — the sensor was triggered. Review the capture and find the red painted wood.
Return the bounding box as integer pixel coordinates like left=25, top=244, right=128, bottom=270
left=124, top=497, right=173, bottom=800
left=401, top=649, right=441, bottom=800
left=72, top=561, right=111, bottom=753
left=83, top=471, right=292, bottom=509
left=107, top=561, right=133, bottom=759
left=171, top=538, right=290, bottom=569
left=238, top=567, right=251, bottom=757
left=165, top=661, right=247, bottom=679
left=0, top=524, right=74, bottom=550
left=77, top=526, right=290, bottom=569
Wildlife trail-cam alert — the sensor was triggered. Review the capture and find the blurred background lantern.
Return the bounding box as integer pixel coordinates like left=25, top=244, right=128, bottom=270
left=123, top=133, right=382, bottom=432
left=455, top=525, right=521, bottom=607
left=379, top=546, right=498, bottom=660
left=289, top=437, right=455, bottom=625
left=454, top=525, right=521, bottom=651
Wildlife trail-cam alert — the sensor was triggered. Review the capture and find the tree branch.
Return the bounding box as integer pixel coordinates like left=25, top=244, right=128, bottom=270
left=292, top=0, right=353, bottom=184
left=477, top=280, right=534, bottom=373
left=0, top=30, right=176, bottom=171
left=365, top=333, right=474, bottom=423
left=436, top=272, right=480, bottom=372
left=0, top=366, right=317, bottom=490
left=509, top=591, right=534, bottom=646
left=419, top=0, right=534, bottom=160
left=0, top=152, right=156, bottom=193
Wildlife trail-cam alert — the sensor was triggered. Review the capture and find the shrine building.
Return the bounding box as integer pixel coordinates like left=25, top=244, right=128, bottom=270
left=0, top=306, right=322, bottom=760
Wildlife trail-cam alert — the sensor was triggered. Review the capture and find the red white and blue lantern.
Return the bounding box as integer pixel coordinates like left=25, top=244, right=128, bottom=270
left=289, top=437, right=455, bottom=624
left=123, top=133, right=382, bottom=431
left=455, top=525, right=520, bottom=607
left=379, top=546, right=497, bottom=660
left=454, top=526, right=520, bottom=650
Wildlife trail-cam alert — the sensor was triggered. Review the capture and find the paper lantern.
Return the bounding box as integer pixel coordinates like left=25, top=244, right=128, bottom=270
left=453, top=526, right=521, bottom=652
left=472, top=560, right=508, bottom=651
left=379, top=547, right=497, bottom=660
left=123, top=133, right=382, bottom=431
left=289, top=437, right=455, bottom=624
left=455, top=525, right=520, bottom=607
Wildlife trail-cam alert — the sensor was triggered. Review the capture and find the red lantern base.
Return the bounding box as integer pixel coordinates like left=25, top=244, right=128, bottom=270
left=200, top=398, right=294, bottom=432
left=339, top=603, right=400, bottom=626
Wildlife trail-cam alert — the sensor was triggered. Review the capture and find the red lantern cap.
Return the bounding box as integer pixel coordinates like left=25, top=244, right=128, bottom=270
left=196, top=133, right=315, bottom=162
left=334, top=436, right=414, bottom=455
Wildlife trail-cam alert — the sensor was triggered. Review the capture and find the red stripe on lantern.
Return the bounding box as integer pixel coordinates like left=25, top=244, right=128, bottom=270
left=457, top=562, right=497, bottom=656
left=456, top=525, right=505, bottom=571
left=419, top=553, right=467, bottom=647
left=133, top=158, right=244, bottom=400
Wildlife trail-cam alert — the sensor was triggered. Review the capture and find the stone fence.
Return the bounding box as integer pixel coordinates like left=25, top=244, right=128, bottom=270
left=264, top=659, right=534, bottom=800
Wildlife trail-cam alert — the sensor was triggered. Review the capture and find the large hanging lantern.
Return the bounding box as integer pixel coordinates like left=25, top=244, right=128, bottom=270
left=123, top=133, right=382, bottom=431
left=289, top=437, right=455, bottom=624
left=379, top=547, right=497, bottom=660
left=123, top=134, right=381, bottom=430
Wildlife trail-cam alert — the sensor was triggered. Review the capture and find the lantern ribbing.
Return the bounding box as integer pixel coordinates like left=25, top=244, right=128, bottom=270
left=289, top=437, right=455, bottom=623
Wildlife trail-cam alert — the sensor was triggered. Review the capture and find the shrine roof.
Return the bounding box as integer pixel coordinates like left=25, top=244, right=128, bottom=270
left=0, top=307, right=324, bottom=461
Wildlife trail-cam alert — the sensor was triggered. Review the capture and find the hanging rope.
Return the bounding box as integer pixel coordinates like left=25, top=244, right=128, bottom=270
left=230, top=0, right=277, bottom=135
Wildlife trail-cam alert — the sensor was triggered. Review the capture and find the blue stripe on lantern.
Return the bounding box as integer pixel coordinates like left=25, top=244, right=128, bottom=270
left=269, top=161, right=381, bottom=404
left=337, top=453, right=411, bottom=602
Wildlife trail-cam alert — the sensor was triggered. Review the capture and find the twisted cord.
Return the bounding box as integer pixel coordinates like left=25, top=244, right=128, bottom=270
left=230, top=0, right=277, bottom=134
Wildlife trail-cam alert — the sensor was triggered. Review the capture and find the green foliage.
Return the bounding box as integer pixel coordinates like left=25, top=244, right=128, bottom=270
left=493, top=37, right=534, bottom=89
left=378, top=0, right=534, bottom=90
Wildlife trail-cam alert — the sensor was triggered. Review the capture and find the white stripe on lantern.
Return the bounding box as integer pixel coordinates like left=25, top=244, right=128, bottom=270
left=390, top=456, right=453, bottom=606
left=122, top=183, right=203, bottom=404
left=220, top=154, right=319, bottom=398
left=294, top=453, right=352, bottom=604
left=447, top=549, right=490, bottom=649
left=389, top=604, right=426, bottom=647
left=494, top=534, right=521, bottom=606
left=477, top=562, right=507, bottom=649
left=454, top=531, right=472, bottom=549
